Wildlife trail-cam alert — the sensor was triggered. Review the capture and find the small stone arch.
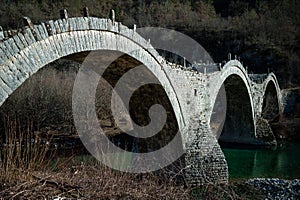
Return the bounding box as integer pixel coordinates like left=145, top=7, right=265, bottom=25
left=209, top=60, right=256, bottom=144
left=261, top=73, right=281, bottom=121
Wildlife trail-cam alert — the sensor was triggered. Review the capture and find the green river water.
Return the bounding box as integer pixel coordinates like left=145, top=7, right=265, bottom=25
left=221, top=140, right=300, bottom=179
left=62, top=140, right=300, bottom=180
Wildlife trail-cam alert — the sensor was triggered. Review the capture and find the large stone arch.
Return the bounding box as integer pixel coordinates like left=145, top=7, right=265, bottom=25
left=0, top=17, right=185, bottom=134
left=209, top=60, right=256, bottom=144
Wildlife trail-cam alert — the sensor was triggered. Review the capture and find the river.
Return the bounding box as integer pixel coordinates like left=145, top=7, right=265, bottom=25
left=221, top=140, right=300, bottom=179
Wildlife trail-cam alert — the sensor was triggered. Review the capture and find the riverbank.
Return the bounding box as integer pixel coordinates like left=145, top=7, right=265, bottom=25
left=247, top=178, right=300, bottom=200
left=0, top=160, right=265, bottom=199
left=1, top=151, right=299, bottom=199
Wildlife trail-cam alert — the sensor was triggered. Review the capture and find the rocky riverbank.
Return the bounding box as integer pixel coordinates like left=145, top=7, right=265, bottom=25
left=247, top=178, right=300, bottom=200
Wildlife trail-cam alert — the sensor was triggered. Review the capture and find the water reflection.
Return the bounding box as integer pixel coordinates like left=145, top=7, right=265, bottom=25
left=221, top=141, right=300, bottom=179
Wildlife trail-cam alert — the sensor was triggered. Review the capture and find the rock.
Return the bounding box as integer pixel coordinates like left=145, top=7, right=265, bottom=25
left=247, top=178, right=300, bottom=200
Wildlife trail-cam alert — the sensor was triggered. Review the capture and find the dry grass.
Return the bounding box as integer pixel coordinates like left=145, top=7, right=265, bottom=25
left=0, top=117, right=265, bottom=199
left=0, top=165, right=190, bottom=199
left=0, top=117, right=263, bottom=199
left=0, top=117, right=55, bottom=184
left=0, top=154, right=265, bottom=199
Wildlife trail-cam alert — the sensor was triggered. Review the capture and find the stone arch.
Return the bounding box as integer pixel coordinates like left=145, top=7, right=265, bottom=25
left=219, top=74, right=256, bottom=144
left=209, top=60, right=256, bottom=144
left=0, top=17, right=185, bottom=133
left=261, top=73, right=281, bottom=120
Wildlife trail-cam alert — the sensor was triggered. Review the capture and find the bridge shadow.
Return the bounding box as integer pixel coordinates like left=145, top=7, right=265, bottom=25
left=211, top=74, right=256, bottom=145
left=262, top=80, right=280, bottom=120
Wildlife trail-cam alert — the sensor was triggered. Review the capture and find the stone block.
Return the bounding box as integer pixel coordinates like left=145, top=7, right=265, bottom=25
left=22, top=28, right=36, bottom=45
left=54, top=20, right=62, bottom=34
left=0, top=26, right=3, bottom=40
left=34, top=25, right=43, bottom=41
left=0, top=78, right=11, bottom=97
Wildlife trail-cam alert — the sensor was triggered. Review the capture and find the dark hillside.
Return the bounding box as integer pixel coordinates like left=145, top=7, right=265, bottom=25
left=0, top=0, right=299, bottom=87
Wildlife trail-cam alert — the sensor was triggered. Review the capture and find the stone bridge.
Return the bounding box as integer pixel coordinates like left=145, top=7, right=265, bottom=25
left=0, top=11, right=282, bottom=185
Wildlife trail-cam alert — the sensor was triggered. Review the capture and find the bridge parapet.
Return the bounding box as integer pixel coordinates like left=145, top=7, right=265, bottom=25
left=0, top=17, right=164, bottom=67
